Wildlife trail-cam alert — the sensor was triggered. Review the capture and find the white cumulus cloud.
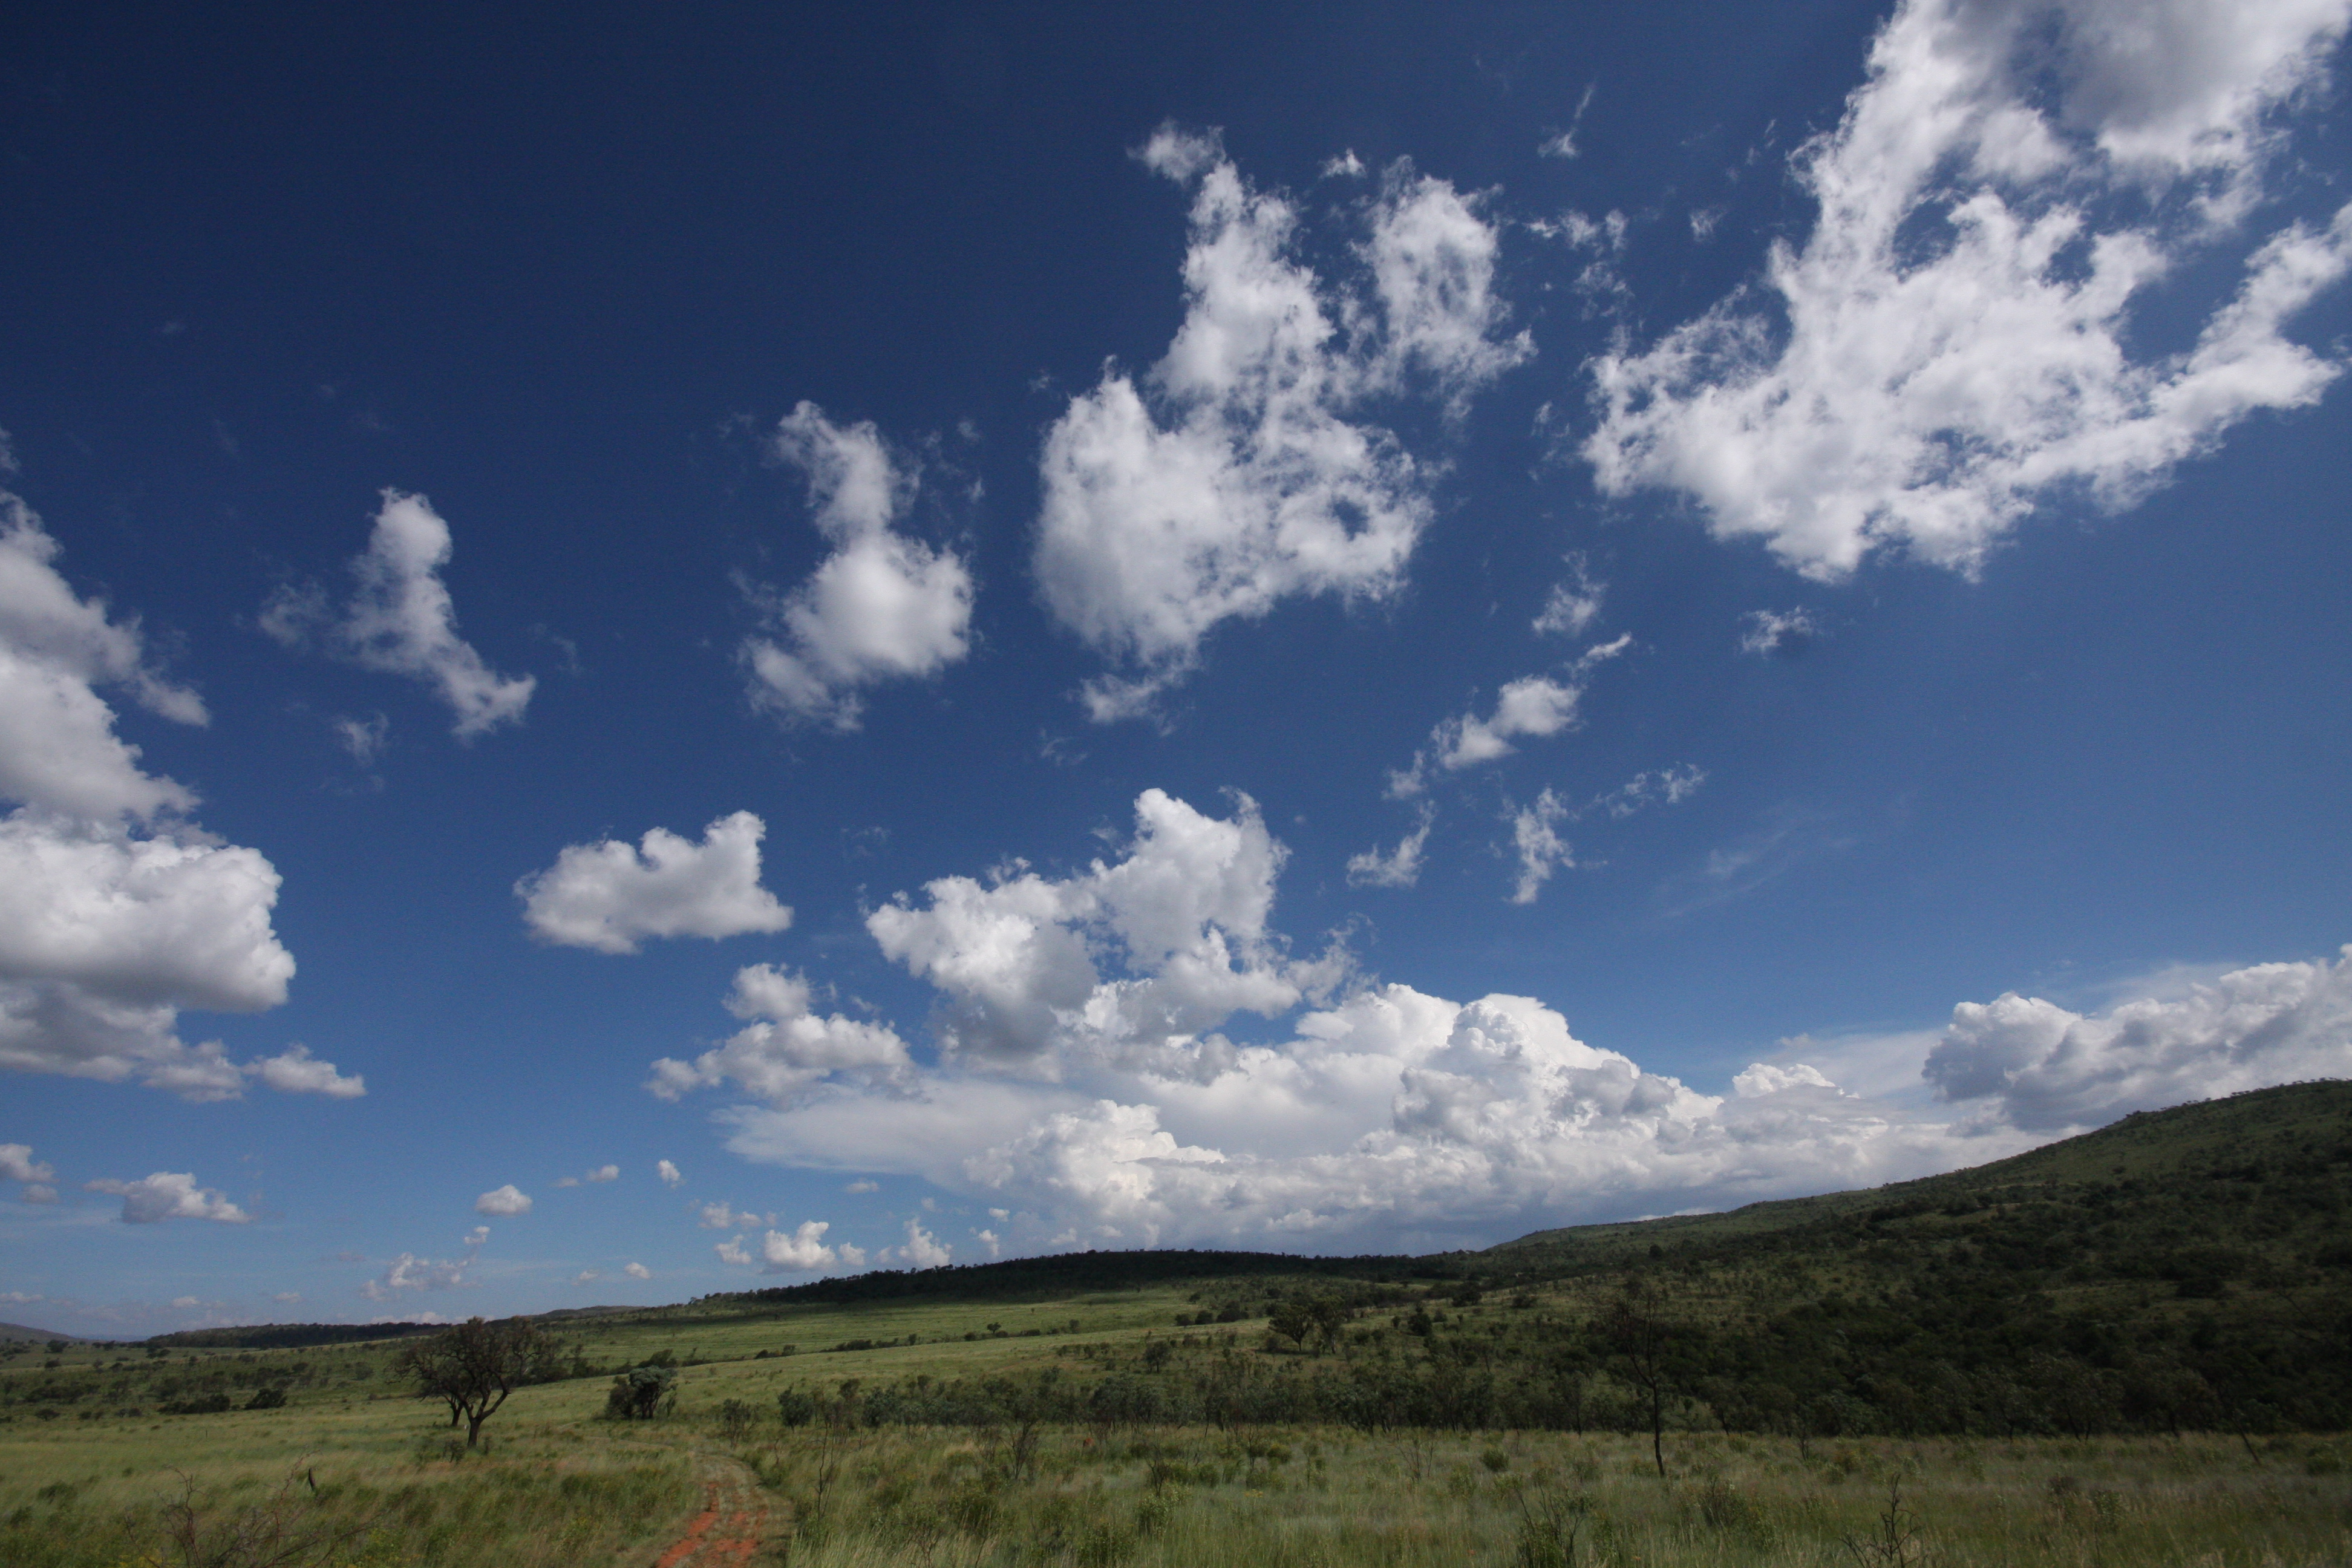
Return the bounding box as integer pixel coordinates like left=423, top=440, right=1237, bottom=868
left=1, top=1143, right=57, bottom=1184
left=656, top=1159, right=683, bottom=1188
left=713, top=804, right=2352, bottom=1256
left=0, top=493, right=344, bottom=1103
left=648, top=964, right=913, bottom=1105
left=517, top=811, right=794, bottom=954
left=245, top=1045, right=365, bottom=1099
left=1346, top=808, right=1434, bottom=889
left=1925, top=946, right=2352, bottom=1129
left=1391, top=636, right=1631, bottom=791
left=1036, top=127, right=1527, bottom=716
left=473, top=1184, right=532, bottom=1217
left=1532, top=554, right=1605, bottom=637
left=741, top=403, right=972, bottom=729
left=1739, top=609, right=1819, bottom=656
left=359, top=1252, right=470, bottom=1301
left=719, top=1220, right=863, bottom=1274
left=624, top=1262, right=652, bottom=1281
left=1585, top=0, right=2352, bottom=578
left=866, top=788, right=1333, bottom=1070
left=895, top=1218, right=952, bottom=1268
left=85, top=1171, right=247, bottom=1224
left=265, top=490, right=534, bottom=736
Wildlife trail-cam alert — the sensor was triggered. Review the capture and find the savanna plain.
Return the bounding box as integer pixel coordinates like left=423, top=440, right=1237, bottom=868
left=6, top=1083, right=2351, bottom=1567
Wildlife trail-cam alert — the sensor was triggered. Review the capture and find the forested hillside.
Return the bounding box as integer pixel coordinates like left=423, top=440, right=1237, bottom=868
left=678, top=1081, right=2352, bottom=1439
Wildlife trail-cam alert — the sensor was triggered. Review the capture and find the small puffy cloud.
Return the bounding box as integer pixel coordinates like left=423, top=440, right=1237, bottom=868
left=742, top=404, right=972, bottom=730
left=1739, top=610, right=1818, bottom=657
left=699, top=1201, right=764, bottom=1230
left=517, top=812, right=794, bottom=954
left=1, top=1143, right=55, bottom=1184
left=473, top=1184, right=532, bottom=1217
left=360, top=1224, right=489, bottom=1301
left=359, top=1252, right=470, bottom=1301
left=1396, top=636, right=1631, bottom=788
left=246, top=1045, right=365, bottom=1099
left=266, top=491, right=534, bottom=736
left=1924, top=946, right=2352, bottom=1130
left=717, top=1220, right=856, bottom=1274
left=22, top=1185, right=57, bottom=1203
left=584, top=1164, right=618, bottom=1183
left=271, top=1291, right=302, bottom=1305
left=1532, top=554, right=1604, bottom=637
left=844, top=1178, right=878, bottom=1194
left=1508, top=791, right=1573, bottom=905
left=624, top=1262, right=652, bottom=1281
left=648, top=964, right=913, bottom=1105
left=1346, top=808, right=1433, bottom=890
left=332, top=713, right=388, bottom=765
left=85, top=1171, right=247, bottom=1224
left=896, top=1218, right=952, bottom=1269
left=1442, top=678, right=1583, bottom=771
left=1584, top=0, right=2352, bottom=578
left=572, top=1270, right=602, bottom=1285
left=1036, top=129, right=1527, bottom=715
left=656, top=1159, right=683, bottom=1188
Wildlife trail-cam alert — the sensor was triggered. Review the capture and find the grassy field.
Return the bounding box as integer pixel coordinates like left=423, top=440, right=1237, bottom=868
left=6, top=1388, right=2351, bottom=1566
left=5, top=1286, right=2351, bottom=1565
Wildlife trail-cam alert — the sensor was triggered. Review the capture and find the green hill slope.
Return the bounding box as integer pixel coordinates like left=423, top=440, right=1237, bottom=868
left=1486, top=1078, right=2352, bottom=1277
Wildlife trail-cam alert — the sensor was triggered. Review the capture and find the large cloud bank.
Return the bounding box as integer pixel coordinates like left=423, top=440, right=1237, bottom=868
left=1585, top=0, right=2352, bottom=577
left=0, top=495, right=355, bottom=1100
left=1036, top=128, right=1527, bottom=719
left=676, top=787, right=2351, bottom=1262
left=1927, top=947, right=2352, bottom=1129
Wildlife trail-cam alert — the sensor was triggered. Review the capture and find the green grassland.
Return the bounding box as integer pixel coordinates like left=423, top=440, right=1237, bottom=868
left=3, top=1082, right=2350, bottom=1564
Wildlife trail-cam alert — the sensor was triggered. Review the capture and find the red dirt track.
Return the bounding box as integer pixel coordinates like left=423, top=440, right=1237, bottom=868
left=650, top=1460, right=768, bottom=1567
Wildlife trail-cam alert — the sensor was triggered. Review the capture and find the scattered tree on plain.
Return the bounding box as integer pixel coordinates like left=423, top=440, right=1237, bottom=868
left=391, top=1316, right=563, bottom=1447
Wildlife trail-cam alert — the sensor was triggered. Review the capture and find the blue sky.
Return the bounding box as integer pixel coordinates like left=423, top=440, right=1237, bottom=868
left=4, top=0, right=2350, bottom=1338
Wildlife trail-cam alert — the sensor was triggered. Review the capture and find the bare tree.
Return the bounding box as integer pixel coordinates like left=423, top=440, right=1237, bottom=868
left=391, top=1316, right=560, bottom=1447
left=1603, top=1282, right=1673, bottom=1478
